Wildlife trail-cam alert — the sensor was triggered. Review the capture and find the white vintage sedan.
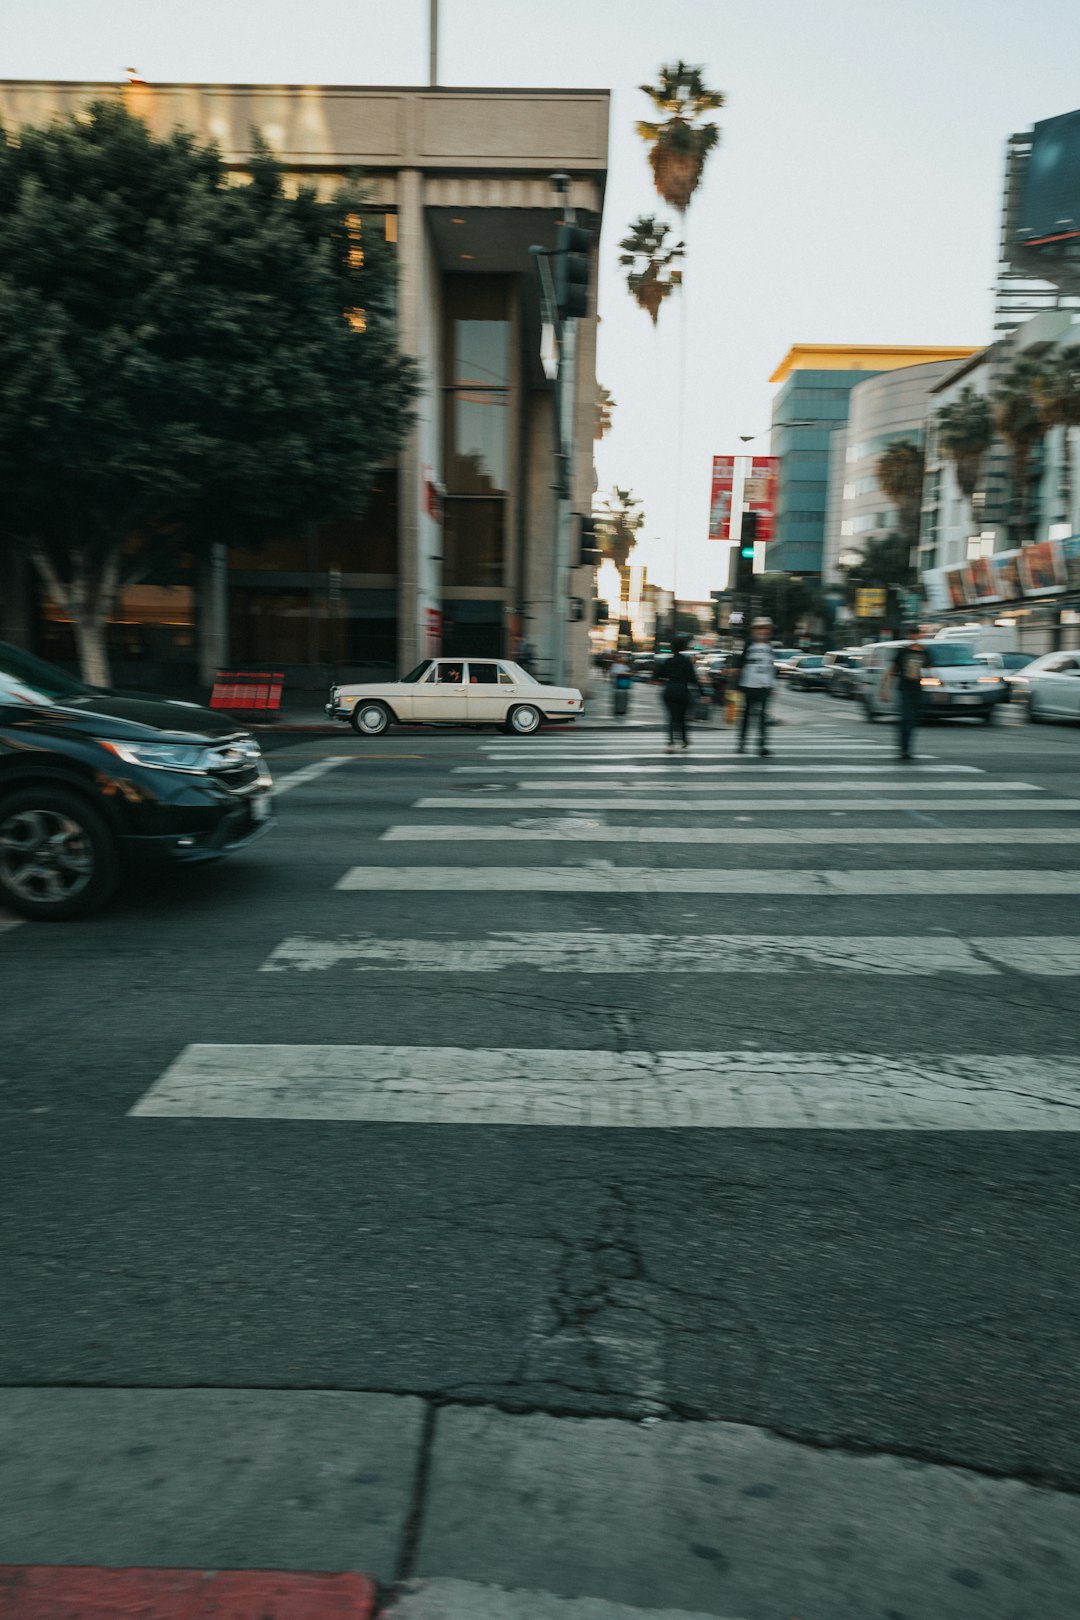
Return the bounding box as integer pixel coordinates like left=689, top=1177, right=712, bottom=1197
left=326, top=657, right=584, bottom=736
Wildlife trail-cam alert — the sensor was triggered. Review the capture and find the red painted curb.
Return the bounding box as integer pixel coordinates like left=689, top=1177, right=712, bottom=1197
left=0, top=1566, right=376, bottom=1618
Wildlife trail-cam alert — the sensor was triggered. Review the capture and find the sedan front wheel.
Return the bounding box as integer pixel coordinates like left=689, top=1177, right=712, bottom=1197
left=351, top=700, right=392, bottom=736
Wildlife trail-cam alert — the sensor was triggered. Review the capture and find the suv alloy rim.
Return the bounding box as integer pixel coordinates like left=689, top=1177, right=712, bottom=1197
left=0, top=808, right=94, bottom=904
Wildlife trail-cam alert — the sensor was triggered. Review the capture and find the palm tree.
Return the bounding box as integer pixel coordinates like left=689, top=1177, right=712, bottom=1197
left=595, top=385, right=616, bottom=443
left=876, top=439, right=925, bottom=562
left=935, top=386, right=993, bottom=535
left=618, top=216, right=684, bottom=326
left=1033, top=348, right=1080, bottom=528
left=993, top=354, right=1049, bottom=545
left=595, top=486, right=644, bottom=626
left=637, top=62, right=724, bottom=214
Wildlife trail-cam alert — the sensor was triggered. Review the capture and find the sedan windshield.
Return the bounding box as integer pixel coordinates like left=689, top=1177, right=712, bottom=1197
left=399, top=660, right=433, bottom=684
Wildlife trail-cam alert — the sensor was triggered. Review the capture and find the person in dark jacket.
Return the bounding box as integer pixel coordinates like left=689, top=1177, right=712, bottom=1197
left=657, top=638, right=702, bottom=751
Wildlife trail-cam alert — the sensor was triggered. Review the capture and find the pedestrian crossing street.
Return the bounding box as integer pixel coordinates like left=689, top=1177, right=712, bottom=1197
left=130, top=723, right=1080, bottom=1130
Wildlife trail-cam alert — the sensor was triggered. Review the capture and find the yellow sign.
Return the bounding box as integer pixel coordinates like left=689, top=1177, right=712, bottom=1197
left=855, top=588, right=887, bottom=618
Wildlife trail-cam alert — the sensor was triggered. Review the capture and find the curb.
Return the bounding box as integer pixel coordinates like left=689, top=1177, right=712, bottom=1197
left=0, top=1566, right=377, bottom=1618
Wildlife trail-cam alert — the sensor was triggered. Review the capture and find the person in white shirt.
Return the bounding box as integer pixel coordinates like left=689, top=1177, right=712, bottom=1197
left=735, top=617, right=778, bottom=757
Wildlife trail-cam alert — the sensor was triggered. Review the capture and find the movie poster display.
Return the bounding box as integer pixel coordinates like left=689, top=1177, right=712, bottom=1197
left=1063, top=535, right=1080, bottom=593
left=945, top=567, right=970, bottom=610
left=990, top=550, right=1023, bottom=602
left=1018, top=539, right=1066, bottom=595
left=963, top=557, right=1000, bottom=604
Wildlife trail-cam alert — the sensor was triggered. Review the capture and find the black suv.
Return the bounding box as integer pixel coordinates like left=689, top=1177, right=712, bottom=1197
left=0, top=642, right=274, bottom=920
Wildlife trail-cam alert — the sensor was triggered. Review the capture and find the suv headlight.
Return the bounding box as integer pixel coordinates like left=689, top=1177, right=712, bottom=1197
left=98, top=738, right=210, bottom=773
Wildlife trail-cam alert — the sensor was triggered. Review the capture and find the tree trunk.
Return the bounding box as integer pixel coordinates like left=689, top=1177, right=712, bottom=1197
left=72, top=614, right=112, bottom=688
left=30, top=542, right=121, bottom=688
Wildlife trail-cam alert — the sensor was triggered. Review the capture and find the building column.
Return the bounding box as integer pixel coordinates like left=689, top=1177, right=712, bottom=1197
left=197, top=543, right=229, bottom=689
left=396, top=168, right=425, bottom=674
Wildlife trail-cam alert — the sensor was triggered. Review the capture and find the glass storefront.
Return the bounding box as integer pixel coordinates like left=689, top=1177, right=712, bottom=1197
left=443, top=277, right=511, bottom=597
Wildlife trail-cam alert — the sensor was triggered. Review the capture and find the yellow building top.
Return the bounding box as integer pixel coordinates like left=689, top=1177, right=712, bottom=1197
left=769, top=343, right=981, bottom=385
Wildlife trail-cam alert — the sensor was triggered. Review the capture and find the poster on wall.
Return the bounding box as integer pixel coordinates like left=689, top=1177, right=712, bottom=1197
left=1063, top=535, right=1080, bottom=593
left=1018, top=538, right=1066, bottom=595
left=708, top=456, right=736, bottom=539
left=963, top=557, right=1000, bottom=604
left=744, top=456, right=779, bottom=543
left=945, top=567, right=970, bottom=610
left=990, top=550, right=1023, bottom=602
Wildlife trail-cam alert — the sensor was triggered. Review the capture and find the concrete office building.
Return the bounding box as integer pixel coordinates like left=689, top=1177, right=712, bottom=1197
left=0, top=79, right=608, bottom=691
left=769, top=345, right=978, bottom=579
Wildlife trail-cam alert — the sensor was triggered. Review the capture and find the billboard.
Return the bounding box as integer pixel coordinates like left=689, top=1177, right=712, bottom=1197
left=963, top=556, right=1000, bottom=604
left=1018, top=538, right=1066, bottom=595
left=990, top=549, right=1023, bottom=602
left=1018, top=109, right=1080, bottom=247
left=1063, top=535, right=1080, bottom=592
left=709, top=457, right=735, bottom=539
left=944, top=567, right=970, bottom=610
left=744, top=456, right=779, bottom=543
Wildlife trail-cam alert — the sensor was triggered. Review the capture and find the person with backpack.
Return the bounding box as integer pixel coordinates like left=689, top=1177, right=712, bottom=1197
left=734, top=617, right=778, bottom=757
left=657, top=637, right=702, bottom=752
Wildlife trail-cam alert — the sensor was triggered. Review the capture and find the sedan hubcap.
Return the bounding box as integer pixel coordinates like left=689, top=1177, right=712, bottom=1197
left=360, top=706, right=386, bottom=732
left=0, top=809, right=94, bottom=903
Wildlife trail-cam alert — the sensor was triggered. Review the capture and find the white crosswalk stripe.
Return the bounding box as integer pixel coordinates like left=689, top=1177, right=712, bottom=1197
left=456, top=763, right=982, bottom=775
left=335, top=866, right=1080, bottom=894
left=131, top=1045, right=1080, bottom=1130
left=416, top=796, right=1075, bottom=811
left=260, top=932, right=1080, bottom=976
left=380, top=824, right=1080, bottom=845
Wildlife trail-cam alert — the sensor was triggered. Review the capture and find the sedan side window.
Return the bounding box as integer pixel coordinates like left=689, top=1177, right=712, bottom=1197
left=497, top=666, right=517, bottom=686
left=436, top=662, right=465, bottom=684
left=467, top=663, right=499, bottom=685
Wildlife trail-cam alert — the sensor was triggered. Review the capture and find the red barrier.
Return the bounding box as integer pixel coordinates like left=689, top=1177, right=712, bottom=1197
left=0, top=1566, right=376, bottom=1618
left=209, top=671, right=284, bottom=712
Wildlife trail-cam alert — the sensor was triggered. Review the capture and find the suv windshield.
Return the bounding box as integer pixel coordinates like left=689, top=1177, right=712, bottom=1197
left=0, top=643, right=89, bottom=704
left=927, top=643, right=977, bottom=667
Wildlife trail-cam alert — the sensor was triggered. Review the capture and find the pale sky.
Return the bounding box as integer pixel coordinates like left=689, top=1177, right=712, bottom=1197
left=6, top=0, right=1080, bottom=597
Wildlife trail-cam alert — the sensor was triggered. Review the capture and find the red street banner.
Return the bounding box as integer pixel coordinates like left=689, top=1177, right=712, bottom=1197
left=744, top=456, right=779, bottom=543
left=709, top=456, right=735, bottom=539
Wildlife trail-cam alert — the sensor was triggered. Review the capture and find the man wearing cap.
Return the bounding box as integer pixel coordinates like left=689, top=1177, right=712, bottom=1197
left=735, top=617, right=778, bottom=757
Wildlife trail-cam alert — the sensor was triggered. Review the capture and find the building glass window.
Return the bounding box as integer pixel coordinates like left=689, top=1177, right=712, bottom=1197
left=443, top=497, right=505, bottom=587
left=443, top=276, right=512, bottom=591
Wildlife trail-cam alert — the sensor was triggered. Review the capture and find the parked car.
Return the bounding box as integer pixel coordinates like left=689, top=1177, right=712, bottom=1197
left=975, top=650, right=1037, bottom=700
left=860, top=639, right=1006, bottom=723
left=1011, top=650, right=1080, bottom=723
left=820, top=650, right=864, bottom=699
left=0, top=641, right=273, bottom=920
left=327, top=657, right=584, bottom=736
left=788, top=654, right=827, bottom=691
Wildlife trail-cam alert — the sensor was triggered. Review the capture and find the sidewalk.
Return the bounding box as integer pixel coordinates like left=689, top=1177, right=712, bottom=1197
left=1, top=1390, right=1077, bottom=1618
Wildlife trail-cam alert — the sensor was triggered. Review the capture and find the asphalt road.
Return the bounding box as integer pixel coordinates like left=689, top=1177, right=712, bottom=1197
left=4, top=683, right=1080, bottom=1607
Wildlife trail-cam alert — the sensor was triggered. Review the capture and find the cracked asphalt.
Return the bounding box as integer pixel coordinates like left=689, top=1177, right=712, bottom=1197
left=4, top=688, right=1080, bottom=1586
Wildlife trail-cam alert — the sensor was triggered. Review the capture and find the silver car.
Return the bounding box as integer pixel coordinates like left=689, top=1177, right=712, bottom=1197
left=860, top=640, right=1006, bottom=723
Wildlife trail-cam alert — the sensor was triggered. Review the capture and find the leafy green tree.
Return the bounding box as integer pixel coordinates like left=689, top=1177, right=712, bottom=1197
left=753, top=573, right=821, bottom=641
left=0, top=100, right=417, bottom=684
left=637, top=63, right=724, bottom=214
left=1033, top=348, right=1080, bottom=528
left=935, top=386, right=993, bottom=535
left=993, top=354, right=1048, bottom=547
left=618, top=216, right=684, bottom=326
left=876, top=439, right=925, bottom=560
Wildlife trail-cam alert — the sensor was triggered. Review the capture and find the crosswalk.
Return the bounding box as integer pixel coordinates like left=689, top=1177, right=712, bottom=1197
left=128, top=722, right=1080, bottom=1130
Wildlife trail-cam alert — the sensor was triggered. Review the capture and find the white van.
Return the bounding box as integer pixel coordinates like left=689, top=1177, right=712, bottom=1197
left=860, top=639, right=1007, bottom=723
left=933, top=625, right=1017, bottom=658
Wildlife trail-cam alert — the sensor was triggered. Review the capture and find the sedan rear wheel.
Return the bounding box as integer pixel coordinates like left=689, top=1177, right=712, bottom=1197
left=351, top=700, right=392, bottom=736
left=0, top=788, right=118, bottom=920
left=506, top=703, right=542, bottom=736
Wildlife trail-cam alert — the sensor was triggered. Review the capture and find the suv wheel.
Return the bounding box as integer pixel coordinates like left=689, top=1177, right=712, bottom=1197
left=0, top=787, right=118, bottom=920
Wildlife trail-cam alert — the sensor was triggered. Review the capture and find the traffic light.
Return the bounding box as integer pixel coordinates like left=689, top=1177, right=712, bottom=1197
left=576, top=514, right=602, bottom=568
left=734, top=512, right=758, bottom=592
left=554, top=222, right=592, bottom=320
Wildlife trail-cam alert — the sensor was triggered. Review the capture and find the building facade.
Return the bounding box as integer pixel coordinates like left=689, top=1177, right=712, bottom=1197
left=0, top=79, right=609, bottom=692
left=768, top=345, right=978, bottom=579
left=822, top=358, right=974, bottom=586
